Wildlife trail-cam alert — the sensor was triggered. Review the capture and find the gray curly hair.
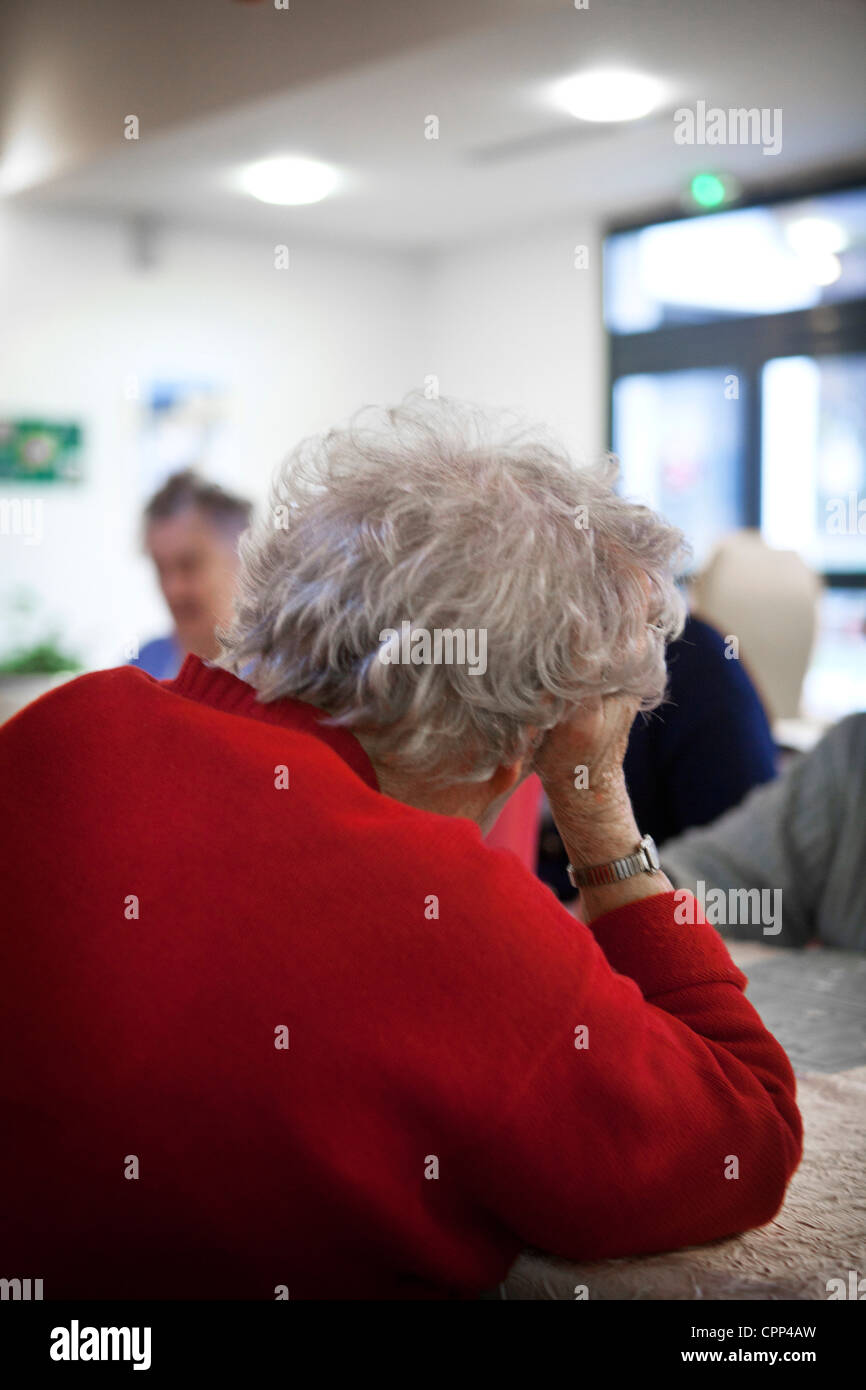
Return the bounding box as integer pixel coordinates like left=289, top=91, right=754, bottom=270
left=217, top=393, right=688, bottom=784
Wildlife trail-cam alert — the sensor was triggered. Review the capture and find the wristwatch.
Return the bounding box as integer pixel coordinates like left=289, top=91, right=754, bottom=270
left=566, top=833, right=661, bottom=890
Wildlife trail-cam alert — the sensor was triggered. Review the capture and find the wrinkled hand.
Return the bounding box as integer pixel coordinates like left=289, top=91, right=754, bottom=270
left=532, top=693, right=642, bottom=869
left=532, top=691, right=639, bottom=797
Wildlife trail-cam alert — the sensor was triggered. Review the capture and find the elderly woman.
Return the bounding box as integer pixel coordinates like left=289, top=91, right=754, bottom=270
left=0, top=395, right=801, bottom=1300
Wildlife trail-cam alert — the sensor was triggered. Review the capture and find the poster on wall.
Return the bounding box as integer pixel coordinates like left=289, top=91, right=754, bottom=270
left=0, top=419, right=83, bottom=482
left=138, top=381, right=232, bottom=498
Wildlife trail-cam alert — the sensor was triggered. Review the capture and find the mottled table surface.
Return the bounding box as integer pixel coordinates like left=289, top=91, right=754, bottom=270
left=500, top=942, right=866, bottom=1300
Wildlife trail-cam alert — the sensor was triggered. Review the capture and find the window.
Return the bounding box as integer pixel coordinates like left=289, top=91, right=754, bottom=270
left=762, top=353, right=866, bottom=574
left=605, top=187, right=866, bottom=333
left=605, top=182, right=866, bottom=718
left=605, top=183, right=866, bottom=582
left=612, top=368, right=746, bottom=570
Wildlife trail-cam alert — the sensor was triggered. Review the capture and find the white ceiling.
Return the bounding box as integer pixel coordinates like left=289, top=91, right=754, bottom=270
left=10, top=0, right=866, bottom=251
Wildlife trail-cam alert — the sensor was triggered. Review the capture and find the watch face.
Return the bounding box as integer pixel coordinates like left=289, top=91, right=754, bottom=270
left=641, top=834, right=661, bottom=871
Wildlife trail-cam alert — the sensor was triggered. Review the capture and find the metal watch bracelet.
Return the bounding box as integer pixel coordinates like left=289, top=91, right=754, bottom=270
left=566, top=833, right=661, bottom=890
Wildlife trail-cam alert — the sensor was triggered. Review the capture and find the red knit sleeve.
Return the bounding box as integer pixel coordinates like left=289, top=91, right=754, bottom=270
left=460, top=887, right=803, bottom=1261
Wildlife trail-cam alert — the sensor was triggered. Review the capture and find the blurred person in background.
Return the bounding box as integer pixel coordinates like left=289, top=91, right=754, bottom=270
left=624, top=613, right=778, bottom=841
left=130, top=470, right=253, bottom=679
left=659, top=712, right=866, bottom=950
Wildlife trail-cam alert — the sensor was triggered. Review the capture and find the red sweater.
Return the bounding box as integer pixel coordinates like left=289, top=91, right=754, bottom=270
left=0, top=657, right=802, bottom=1299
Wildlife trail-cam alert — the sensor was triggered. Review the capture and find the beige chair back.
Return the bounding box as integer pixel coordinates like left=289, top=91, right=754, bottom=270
left=690, top=530, right=822, bottom=721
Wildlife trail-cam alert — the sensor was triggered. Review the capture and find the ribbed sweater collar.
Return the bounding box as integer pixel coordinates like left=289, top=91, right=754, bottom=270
left=163, top=654, right=380, bottom=792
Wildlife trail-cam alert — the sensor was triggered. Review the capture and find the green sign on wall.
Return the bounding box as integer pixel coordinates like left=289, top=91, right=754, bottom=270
left=0, top=419, right=83, bottom=482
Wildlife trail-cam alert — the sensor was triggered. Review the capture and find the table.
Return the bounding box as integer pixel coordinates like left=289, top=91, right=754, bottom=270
left=499, top=942, right=866, bottom=1300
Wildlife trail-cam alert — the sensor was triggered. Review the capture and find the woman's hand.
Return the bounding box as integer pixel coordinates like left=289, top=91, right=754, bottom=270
left=532, top=692, right=672, bottom=918
left=532, top=692, right=641, bottom=866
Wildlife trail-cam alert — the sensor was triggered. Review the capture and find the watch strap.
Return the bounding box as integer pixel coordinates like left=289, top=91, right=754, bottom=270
left=566, top=834, right=660, bottom=890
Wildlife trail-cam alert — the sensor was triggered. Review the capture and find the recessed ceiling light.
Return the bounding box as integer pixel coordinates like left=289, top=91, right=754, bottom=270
left=549, top=68, right=666, bottom=123
left=239, top=155, right=338, bottom=205
left=0, top=129, right=57, bottom=196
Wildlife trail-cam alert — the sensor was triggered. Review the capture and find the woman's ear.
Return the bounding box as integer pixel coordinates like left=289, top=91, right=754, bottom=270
left=489, top=757, right=525, bottom=800
left=479, top=759, right=528, bottom=837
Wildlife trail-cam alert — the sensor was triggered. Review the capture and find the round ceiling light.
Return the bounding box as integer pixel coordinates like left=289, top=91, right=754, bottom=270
left=549, top=68, right=666, bottom=123
left=239, top=155, right=339, bottom=205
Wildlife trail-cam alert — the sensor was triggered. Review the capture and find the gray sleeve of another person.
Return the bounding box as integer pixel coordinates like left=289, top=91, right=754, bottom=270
left=660, top=714, right=866, bottom=950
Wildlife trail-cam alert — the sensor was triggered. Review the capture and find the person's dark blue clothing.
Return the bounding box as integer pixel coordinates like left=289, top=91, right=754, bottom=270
left=537, top=614, right=779, bottom=899
left=623, top=615, right=778, bottom=846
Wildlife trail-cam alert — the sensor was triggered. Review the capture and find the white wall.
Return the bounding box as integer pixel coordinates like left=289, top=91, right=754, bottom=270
left=0, top=208, right=425, bottom=667
left=422, top=219, right=605, bottom=464
left=0, top=209, right=605, bottom=672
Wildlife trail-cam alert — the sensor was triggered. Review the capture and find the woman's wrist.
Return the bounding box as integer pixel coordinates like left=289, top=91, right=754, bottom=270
left=573, top=868, right=673, bottom=922
left=544, top=772, right=641, bottom=869
left=545, top=774, right=672, bottom=918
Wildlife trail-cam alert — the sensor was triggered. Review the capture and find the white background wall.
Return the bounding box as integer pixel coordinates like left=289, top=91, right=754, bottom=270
left=0, top=208, right=428, bottom=666
left=423, top=219, right=605, bottom=466
left=1, top=209, right=606, bottom=670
